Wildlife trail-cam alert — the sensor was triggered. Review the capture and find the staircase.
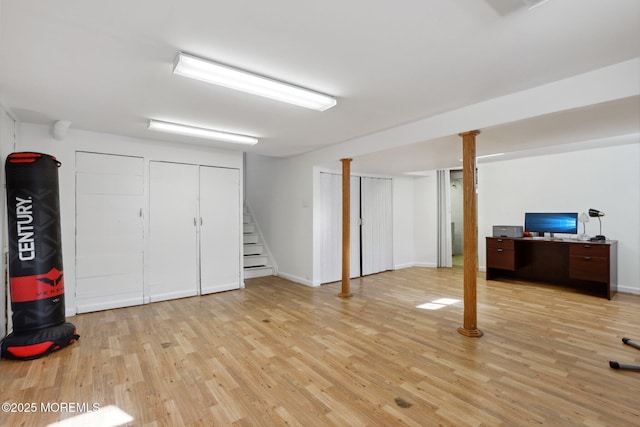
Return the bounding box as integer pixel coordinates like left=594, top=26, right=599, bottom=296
left=243, top=205, right=275, bottom=279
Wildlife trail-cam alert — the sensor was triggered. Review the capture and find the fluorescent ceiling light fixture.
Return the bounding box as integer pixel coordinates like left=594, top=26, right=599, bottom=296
left=148, top=120, right=258, bottom=145
left=173, top=52, right=337, bottom=111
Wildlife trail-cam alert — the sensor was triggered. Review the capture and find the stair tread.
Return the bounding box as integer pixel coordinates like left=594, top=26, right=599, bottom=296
left=242, top=206, right=274, bottom=277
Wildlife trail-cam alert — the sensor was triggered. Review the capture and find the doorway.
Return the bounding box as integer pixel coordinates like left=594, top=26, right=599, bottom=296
left=450, top=170, right=464, bottom=267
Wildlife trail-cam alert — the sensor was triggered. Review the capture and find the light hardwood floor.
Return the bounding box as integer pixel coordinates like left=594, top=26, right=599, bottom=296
left=1, top=267, right=639, bottom=426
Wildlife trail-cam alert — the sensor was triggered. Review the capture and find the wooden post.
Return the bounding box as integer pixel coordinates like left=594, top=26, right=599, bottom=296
left=458, top=131, right=483, bottom=337
left=339, top=158, right=353, bottom=298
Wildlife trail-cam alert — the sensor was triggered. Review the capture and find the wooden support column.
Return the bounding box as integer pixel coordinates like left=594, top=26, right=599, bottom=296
left=458, top=131, right=483, bottom=337
left=339, top=158, right=353, bottom=298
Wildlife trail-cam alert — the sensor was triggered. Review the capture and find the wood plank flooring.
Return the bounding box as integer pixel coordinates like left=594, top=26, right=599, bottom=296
left=1, top=267, right=639, bottom=426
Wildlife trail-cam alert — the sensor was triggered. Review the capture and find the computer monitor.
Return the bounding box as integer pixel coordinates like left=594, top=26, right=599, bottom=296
left=524, top=212, right=578, bottom=236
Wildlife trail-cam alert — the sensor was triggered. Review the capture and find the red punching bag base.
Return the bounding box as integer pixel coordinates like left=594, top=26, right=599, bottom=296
left=1, top=322, right=79, bottom=360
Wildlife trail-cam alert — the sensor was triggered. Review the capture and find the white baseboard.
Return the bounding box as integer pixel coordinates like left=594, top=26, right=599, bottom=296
left=393, top=262, right=438, bottom=269
left=413, top=262, right=438, bottom=268
left=277, top=271, right=318, bottom=287
left=393, top=262, right=415, bottom=270
left=617, top=285, right=640, bottom=295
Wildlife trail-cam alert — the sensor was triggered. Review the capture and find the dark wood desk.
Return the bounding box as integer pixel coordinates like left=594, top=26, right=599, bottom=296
left=486, top=237, right=617, bottom=299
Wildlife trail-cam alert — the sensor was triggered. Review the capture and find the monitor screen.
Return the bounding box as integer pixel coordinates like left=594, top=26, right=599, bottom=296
left=524, top=212, right=578, bottom=235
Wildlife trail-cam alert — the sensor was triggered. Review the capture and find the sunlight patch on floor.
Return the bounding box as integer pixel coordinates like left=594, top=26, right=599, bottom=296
left=417, top=297, right=460, bottom=310
left=47, top=405, right=133, bottom=427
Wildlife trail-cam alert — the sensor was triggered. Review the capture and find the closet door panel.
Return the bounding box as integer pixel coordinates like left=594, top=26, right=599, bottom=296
left=75, top=152, right=144, bottom=313
left=149, top=162, right=198, bottom=302
left=361, top=177, right=393, bottom=276
left=350, top=177, right=361, bottom=278
left=319, top=173, right=340, bottom=283
left=199, top=166, right=241, bottom=294
left=319, top=173, right=360, bottom=284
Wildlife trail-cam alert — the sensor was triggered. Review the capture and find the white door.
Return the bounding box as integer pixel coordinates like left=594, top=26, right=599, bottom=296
left=199, top=166, right=241, bottom=294
left=149, top=162, right=198, bottom=302
left=319, top=173, right=360, bottom=283
left=361, top=177, right=393, bottom=276
left=75, top=152, right=144, bottom=313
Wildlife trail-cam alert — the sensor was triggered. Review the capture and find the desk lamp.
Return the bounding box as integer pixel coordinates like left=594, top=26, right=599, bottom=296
left=589, top=208, right=606, bottom=241
left=578, top=212, right=590, bottom=241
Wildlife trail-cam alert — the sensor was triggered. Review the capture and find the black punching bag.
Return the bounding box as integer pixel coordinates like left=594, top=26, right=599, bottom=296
left=1, top=152, right=79, bottom=360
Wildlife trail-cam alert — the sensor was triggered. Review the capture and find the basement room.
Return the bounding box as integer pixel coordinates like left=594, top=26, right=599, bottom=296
left=0, top=1, right=639, bottom=426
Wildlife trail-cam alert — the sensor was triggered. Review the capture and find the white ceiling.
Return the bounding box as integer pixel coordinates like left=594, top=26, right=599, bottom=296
left=0, top=0, right=638, bottom=174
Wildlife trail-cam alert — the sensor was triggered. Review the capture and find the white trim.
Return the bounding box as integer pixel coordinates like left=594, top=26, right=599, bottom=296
left=76, top=298, right=144, bottom=314
left=277, top=271, right=318, bottom=287
left=618, top=286, right=640, bottom=295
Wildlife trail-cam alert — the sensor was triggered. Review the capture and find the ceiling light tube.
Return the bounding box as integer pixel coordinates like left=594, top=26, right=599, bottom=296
left=148, top=119, right=258, bottom=145
left=173, top=52, right=337, bottom=111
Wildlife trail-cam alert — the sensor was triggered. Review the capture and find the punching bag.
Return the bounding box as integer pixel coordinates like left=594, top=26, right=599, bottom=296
left=1, top=152, right=79, bottom=360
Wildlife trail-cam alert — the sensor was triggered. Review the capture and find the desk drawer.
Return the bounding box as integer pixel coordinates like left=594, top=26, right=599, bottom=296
left=570, top=243, right=609, bottom=258
left=487, top=248, right=516, bottom=270
left=487, top=238, right=515, bottom=250
left=570, top=255, right=609, bottom=282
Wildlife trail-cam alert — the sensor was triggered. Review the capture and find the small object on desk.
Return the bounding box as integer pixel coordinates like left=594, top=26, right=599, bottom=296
left=588, top=208, right=606, bottom=241
left=492, top=225, right=523, bottom=238
left=578, top=212, right=590, bottom=241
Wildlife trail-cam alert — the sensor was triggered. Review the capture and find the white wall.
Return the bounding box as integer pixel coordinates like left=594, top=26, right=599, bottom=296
left=478, top=141, right=640, bottom=294
left=245, top=153, right=314, bottom=285
left=0, top=104, right=17, bottom=336
left=248, top=139, right=640, bottom=296
left=392, top=176, right=415, bottom=270
left=246, top=154, right=431, bottom=286
left=412, top=175, right=438, bottom=267
left=16, top=123, right=244, bottom=316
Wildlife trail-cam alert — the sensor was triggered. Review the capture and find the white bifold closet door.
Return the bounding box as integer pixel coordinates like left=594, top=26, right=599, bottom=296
left=199, top=166, right=240, bottom=295
left=319, top=174, right=393, bottom=283
left=361, top=177, right=393, bottom=276
left=149, top=162, right=199, bottom=302
left=149, top=162, right=240, bottom=302
left=75, top=152, right=144, bottom=313
left=319, top=173, right=360, bottom=283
